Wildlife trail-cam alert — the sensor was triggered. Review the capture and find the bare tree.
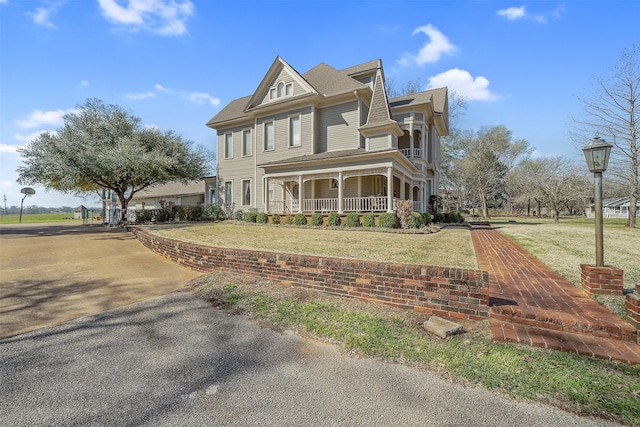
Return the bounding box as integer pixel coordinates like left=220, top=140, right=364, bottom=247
left=449, top=125, right=530, bottom=218
left=573, top=45, right=639, bottom=227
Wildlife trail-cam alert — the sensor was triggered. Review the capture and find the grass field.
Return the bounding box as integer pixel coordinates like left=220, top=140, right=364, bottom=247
left=493, top=217, right=640, bottom=288
left=0, top=213, right=82, bottom=224
left=152, top=222, right=478, bottom=269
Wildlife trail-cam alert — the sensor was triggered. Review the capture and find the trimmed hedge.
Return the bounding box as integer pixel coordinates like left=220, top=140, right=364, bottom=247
left=311, top=212, right=324, bottom=226
left=327, top=212, right=341, bottom=227
left=244, top=211, right=258, bottom=223
left=294, top=213, right=308, bottom=225
left=271, top=214, right=281, bottom=225
left=378, top=212, right=398, bottom=229
left=256, top=212, right=269, bottom=224
left=345, top=212, right=361, bottom=227
left=406, top=212, right=423, bottom=229
left=362, top=212, right=375, bottom=227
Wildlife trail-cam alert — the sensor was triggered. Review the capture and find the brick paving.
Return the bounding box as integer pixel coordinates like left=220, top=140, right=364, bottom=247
left=470, top=225, right=640, bottom=364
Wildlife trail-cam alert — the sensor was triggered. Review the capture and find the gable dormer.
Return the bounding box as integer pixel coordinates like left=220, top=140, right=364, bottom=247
left=245, top=56, right=318, bottom=112
left=358, top=66, right=403, bottom=139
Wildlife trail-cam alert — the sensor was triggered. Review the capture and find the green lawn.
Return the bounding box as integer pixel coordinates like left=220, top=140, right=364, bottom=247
left=492, top=217, right=640, bottom=288
left=0, top=213, right=82, bottom=224
left=152, top=222, right=478, bottom=269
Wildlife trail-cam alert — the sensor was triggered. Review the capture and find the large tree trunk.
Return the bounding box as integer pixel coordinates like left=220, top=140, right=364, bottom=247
left=629, top=194, right=638, bottom=228
left=479, top=192, right=489, bottom=218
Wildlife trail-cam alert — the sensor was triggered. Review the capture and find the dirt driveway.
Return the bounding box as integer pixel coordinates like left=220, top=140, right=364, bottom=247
left=0, top=222, right=200, bottom=339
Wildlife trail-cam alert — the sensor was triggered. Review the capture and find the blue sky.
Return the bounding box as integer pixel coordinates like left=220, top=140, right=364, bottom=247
left=1, top=0, right=637, bottom=208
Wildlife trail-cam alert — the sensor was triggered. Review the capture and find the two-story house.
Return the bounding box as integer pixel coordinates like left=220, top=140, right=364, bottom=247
left=206, top=56, right=448, bottom=215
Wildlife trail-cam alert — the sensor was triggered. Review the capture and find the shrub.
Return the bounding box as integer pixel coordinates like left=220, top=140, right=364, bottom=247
left=362, top=212, right=375, bottom=227
left=234, top=210, right=245, bottom=221
left=256, top=212, right=269, bottom=224
left=284, top=214, right=294, bottom=225
left=327, top=212, right=342, bottom=227
left=156, top=200, right=177, bottom=223
left=311, top=212, right=324, bottom=226
left=396, top=200, right=413, bottom=229
left=271, top=214, right=281, bottom=225
left=345, top=212, right=361, bottom=227
left=203, top=203, right=226, bottom=221
left=135, top=209, right=155, bottom=223
left=294, top=213, right=308, bottom=225
left=406, top=212, right=423, bottom=229
left=421, top=212, right=432, bottom=226
left=180, top=205, right=203, bottom=222
left=244, top=211, right=258, bottom=223
left=433, top=212, right=445, bottom=223
left=378, top=212, right=398, bottom=229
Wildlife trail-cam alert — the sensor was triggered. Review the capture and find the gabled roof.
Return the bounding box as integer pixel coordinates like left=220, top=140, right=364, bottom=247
left=132, top=180, right=205, bottom=200
left=206, top=57, right=378, bottom=129
left=389, top=87, right=448, bottom=114
left=302, top=63, right=367, bottom=96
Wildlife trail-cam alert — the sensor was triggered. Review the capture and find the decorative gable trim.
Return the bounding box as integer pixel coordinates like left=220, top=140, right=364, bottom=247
left=245, top=56, right=318, bottom=112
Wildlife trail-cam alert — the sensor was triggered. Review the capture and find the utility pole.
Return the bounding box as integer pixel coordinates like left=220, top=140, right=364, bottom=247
left=3, top=194, right=6, bottom=215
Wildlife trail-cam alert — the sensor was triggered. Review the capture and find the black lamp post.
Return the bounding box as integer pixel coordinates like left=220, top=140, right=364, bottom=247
left=583, top=136, right=613, bottom=266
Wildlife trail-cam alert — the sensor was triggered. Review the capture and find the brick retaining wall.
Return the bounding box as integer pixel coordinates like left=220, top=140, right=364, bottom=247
left=580, top=264, right=624, bottom=296
left=128, top=226, right=490, bottom=321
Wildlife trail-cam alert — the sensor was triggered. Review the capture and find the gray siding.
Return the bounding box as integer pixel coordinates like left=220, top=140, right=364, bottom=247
left=318, top=101, right=360, bottom=153
left=369, top=134, right=391, bottom=151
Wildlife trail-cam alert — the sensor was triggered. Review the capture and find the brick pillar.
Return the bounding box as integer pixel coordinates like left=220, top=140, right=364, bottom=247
left=580, top=264, right=624, bottom=296
left=626, top=286, right=640, bottom=342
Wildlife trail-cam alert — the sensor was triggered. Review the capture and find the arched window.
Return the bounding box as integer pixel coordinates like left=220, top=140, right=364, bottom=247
left=277, top=82, right=285, bottom=97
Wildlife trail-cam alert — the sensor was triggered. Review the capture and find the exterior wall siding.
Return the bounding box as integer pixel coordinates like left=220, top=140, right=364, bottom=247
left=318, top=101, right=360, bottom=153
left=369, top=134, right=391, bottom=151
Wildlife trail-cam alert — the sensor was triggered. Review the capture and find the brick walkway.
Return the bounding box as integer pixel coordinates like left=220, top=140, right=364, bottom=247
left=470, top=225, right=640, bottom=364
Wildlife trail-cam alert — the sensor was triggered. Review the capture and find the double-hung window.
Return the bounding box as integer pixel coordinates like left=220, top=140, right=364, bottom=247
left=242, top=179, right=251, bottom=206
left=224, top=181, right=233, bottom=204
left=242, top=129, right=252, bottom=156
left=224, top=133, right=233, bottom=159
left=264, top=122, right=274, bottom=151
left=289, top=116, right=301, bottom=147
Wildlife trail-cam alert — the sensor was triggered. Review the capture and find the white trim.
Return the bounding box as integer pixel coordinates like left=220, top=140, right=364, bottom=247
left=242, top=129, right=252, bottom=157
left=224, top=133, right=233, bottom=159
left=263, top=121, right=274, bottom=151
left=241, top=178, right=252, bottom=207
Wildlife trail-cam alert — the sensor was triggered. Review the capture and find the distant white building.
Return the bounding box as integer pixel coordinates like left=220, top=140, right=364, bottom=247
left=586, top=197, right=640, bottom=218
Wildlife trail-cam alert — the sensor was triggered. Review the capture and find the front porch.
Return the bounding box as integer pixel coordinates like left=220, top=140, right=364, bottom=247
left=269, top=196, right=420, bottom=214
left=265, top=167, right=428, bottom=214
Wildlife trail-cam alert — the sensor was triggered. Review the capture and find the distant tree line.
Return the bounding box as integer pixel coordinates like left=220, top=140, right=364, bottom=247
left=0, top=205, right=85, bottom=215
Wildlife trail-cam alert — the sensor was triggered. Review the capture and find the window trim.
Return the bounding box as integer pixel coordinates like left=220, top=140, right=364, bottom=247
left=242, top=129, right=252, bottom=157
left=264, top=121, right=274, bottom=151
left=224, top=181, right=233, bottom=204
left=223, top=133, right=233, bottom=159
left=241, top=179, right=252, bottom=207
left=288, top=114, right=301, bottom=148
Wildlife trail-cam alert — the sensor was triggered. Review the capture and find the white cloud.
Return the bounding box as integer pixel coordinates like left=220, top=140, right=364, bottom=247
left=126, top=91, right=155, bottom=100
left=14, top=130, right=53, bottom=143
left=154, top=83, right=170, bottom=93
left=427, top=68, right=497, bottom=101
left=97, top=0, right=194, bottom=35
left=15, top=109, right=74, bottom=129
left=0, top=181, right=14, bottom=189
left=398, top=24, right=456, bottom=67
left=0, top=144, right=21, bottom=154
left=27, top=5, right=58, bottom=28
left=79, top=80, right=89, bottom=87
left=189, top=92, right=220, bottom=106
left=497, top=5, right=564, bottom=23
left=497, top=6, right=526, bottom=20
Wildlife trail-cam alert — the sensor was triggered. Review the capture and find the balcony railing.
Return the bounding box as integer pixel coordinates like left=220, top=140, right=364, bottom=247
left=400, top=148, right=422, bottom=158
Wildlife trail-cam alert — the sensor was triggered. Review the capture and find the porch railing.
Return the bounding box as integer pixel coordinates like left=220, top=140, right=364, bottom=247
left=269, top=197, right=407, bottom=214
left=303, top=198, right=339, bottom=212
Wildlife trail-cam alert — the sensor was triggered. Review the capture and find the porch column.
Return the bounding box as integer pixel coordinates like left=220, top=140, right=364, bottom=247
left=409, top=124, right=414, bottom=158
left=264, top=177, right=270, bottom=214
left=297, top=175, right=303, bottom=213
left=337, top=172, right=344, bottom=214
left=400, top=176, right=405, bottom=200
left=386, top=167, right=393, bottom=213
